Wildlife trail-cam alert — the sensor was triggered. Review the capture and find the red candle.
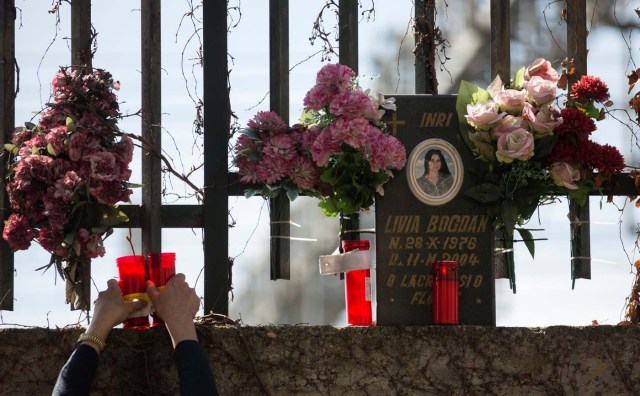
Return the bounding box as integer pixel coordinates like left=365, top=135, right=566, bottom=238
left=342, top=240, right=372, bottom=326
left=147, top=252, right=176, bottom=327
left=116, top=255, right=150, bottom=330
left=432, top=261, right=459, bottom=324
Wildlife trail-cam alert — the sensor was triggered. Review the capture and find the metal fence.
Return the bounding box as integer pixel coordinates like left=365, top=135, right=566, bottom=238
left=0, top=0, right=635, bottom=317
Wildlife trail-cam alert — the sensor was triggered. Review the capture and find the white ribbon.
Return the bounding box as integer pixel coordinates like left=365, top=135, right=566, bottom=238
left=318, top=249, right=371, bottom=275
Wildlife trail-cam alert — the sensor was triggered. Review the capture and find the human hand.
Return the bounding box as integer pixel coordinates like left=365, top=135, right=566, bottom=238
left=84, top=279, right=148, bottom=353
left=147, top=273, right=200, bottom=348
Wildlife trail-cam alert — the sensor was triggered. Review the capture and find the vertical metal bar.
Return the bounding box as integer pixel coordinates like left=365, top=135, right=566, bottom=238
left=414, top=0, right=438, bottom=94
left=0, top=0, right=15, bottom=311
left=338, top=0, right=358, bottom=73
left=490, top=0, right=510, bottom=83
left=567, top=0, right=590, bottom=282
left=338, top=0, right=359, bottom=248
left=269, top=0, right=290, bottom=280
left=70, top=0, right=92, bottom=310
left=71, top=0, right=92, bottom=69
left=490, top=0, right=511, bottom=281
left=141, top=0, right=162, bottom=259
left=567, top=0, right=587, bottom=79
left=203, top=0, right=229, bottom=315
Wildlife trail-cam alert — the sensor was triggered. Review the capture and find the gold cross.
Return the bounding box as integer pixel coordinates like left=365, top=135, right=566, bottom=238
left=386, top=112, right=406, bottom=136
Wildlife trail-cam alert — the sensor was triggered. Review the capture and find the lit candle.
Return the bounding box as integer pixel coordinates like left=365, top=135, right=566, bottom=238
left=342, top=240, right=373, bottom=326
left=116, top=255, right=150, bottom=330
left=147, top=252, right=176, bottom=327
left=432, top=261, right=459, bottom=324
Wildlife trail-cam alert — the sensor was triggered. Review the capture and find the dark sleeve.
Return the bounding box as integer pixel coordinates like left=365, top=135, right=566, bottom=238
left=174, top=340, right=218, bottom=396
left=52, top=344, right=99, bottom=396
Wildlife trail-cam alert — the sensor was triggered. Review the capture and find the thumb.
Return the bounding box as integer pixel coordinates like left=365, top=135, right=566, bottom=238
left=146, top=280, right=159, bottom=303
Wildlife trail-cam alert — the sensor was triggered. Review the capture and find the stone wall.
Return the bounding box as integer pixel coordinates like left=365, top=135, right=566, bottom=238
left=1, top=324, right=639, bottom=395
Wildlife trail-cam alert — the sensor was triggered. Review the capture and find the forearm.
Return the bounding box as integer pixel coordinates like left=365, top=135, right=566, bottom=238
left=174, top=340, right=218, bottom=396
left=52, top=344, right=99, bottom=395
left=166, top=322, right=198, bottom=348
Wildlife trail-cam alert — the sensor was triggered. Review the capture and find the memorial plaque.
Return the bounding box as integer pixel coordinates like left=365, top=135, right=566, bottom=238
left=376, top=95, right=495, bottom=326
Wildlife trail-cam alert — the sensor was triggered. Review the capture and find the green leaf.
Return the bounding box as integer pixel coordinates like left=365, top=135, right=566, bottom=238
left=575, top=100, right=600, bottom=119
left=244, top=189, right=258, bottom=199
left=47, top=143, right=57, bottom=156
left=457, top=80, right=490, bottom=150
left=264, top=188, right=281, bottom=199
left=4, top=143, right=18, bottom=155
left=567, top=186, right=590, bottom=206
left=66, top=116, right=76, bottom=132
left=239, top=127, right=259, bottom=140
left=513, top=66, right=525, bottom=88
left=318, top=198, right=339, bottom=217
left=469, top=132, right=495, bottom=160
left=499, top=200, right=519, bottom=231
left=100, top=207, right=129, bottom=225
left=299, top=109, right=317, bottom=125
left=286, top=188, right=299, bottom=201
left=31, top=146, right=39, bottom=155
left=241, top=148, right=261, bottom=161
left=320, top=168, right=338, bottom=185
left=515, top=227, right=535, bottom=258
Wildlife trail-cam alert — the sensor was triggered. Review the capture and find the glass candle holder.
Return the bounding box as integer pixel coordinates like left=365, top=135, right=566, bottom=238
left=116, top=255, right=150, bottom=330
left=342, top=240, right=373, bottom=326
left=432, top=260, right=459, bottom=324
left=147, top=252, right=176, bottom=327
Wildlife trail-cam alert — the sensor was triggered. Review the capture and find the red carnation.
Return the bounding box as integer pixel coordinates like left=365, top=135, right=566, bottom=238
left=546, top=137, right=576, bottom=164
left=584, top=142, right=625, bottom=177
left=3, top=213, right=34, bottom=250
left=570, top=75, right=610, bottom=103
left=575, top=139, right=599, bottom=167
left=553, top=108, right=595, bottom=140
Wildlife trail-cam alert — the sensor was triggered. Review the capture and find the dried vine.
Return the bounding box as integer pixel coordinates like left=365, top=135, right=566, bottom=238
left=309, top=0, right=377, bottom=62
left=413, top=0, right=451, bottom=93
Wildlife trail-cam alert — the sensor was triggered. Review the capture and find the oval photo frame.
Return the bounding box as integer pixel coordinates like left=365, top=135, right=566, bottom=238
left=407, top=139, right=464, bottom=206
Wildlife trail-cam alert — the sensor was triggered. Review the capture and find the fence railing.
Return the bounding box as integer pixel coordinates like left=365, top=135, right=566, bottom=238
left=0, top=0, right=636, bottom=318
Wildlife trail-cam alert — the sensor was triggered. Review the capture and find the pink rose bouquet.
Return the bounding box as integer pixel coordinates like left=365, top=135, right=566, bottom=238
left=234, top=111, right=321, bottom=200
left=3, top=67, right=133, bottom=309
left=301, top=63, right=406, bottom=216
left=457, top=58, right=626, bottom=292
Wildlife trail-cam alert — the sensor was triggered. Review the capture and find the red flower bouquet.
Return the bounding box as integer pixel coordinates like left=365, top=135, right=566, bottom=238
left=547, top=74, right=625, bottom=204
left=3, top=67, right=133, bottom=309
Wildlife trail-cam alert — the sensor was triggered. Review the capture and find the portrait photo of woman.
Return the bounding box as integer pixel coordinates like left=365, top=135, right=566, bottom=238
left=416, top=149, right=454, bottom=197
left=407, top=139, right=463, bottom=206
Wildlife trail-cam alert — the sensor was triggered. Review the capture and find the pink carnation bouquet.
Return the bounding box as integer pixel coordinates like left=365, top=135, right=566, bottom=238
left=3, top=67, right=134, bottom=309
left=301, top=63, right=406, bottom=216
left=234, top=111, right=321, bottom=201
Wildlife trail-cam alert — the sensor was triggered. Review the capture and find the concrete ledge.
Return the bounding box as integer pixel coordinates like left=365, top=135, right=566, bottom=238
left=1, top=324, right=639, bottom=394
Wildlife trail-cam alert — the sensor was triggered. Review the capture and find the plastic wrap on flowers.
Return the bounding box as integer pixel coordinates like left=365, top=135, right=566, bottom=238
left=3, top=67, right=134, bottom=310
